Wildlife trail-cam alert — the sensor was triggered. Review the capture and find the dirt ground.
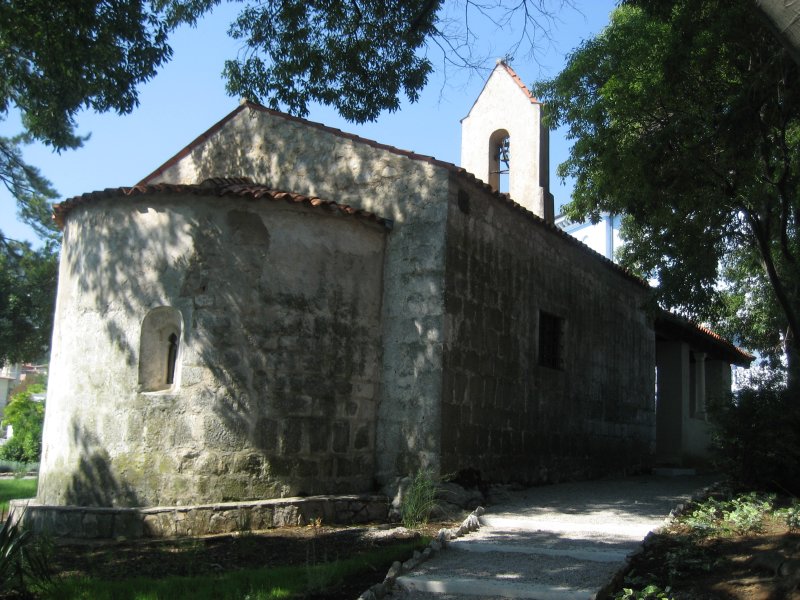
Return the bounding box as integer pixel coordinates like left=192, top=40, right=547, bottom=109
left=620, top=519, right=800, bottom=600
left=42, top=507, right=800, bottom=599
left=47, top=521, right=449, bottom=599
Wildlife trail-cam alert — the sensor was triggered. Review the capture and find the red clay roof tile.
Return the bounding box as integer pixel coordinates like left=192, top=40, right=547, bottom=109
left=655, top=310, right=753, bottom=366
left=52, top=180, right=390, bottom=229
left=498, top=61, right=541, bottom=104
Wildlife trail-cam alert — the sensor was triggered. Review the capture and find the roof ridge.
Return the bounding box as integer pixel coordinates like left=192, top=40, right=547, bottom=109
left=498, top=60, right=541, bottom=105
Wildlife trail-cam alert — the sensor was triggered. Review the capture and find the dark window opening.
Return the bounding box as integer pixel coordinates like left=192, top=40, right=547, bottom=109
left=166, top=333, right=179, bottom=385
left=539, top=311, right=564, bottom=370
left=457, top=189, right=471, bottom=215
left=493, top=136, right=510, bottom=194
left=139, top=306, right=182, bottom=392
left=488, top=130, right=510, bottom=193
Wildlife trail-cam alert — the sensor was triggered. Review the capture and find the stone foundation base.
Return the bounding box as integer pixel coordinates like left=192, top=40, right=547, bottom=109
left=10, top=494, right=388, bottom=540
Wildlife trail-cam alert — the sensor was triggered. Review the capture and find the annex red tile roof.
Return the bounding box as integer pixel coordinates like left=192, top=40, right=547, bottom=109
left=52, top=178, right=390, bottom=229
left=655, top=310, right=753, bottom=366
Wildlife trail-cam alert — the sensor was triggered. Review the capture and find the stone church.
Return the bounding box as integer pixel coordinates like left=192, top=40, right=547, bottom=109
left=32, top=63, right=749, bottom=528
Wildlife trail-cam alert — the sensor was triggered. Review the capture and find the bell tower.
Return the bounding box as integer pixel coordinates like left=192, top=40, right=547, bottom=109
left=460, top=60, right=554, bottom=223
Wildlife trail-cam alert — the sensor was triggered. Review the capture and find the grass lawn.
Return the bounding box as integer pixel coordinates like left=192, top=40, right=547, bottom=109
left=0, top=476, right=37, bottom=514
left=46, top=539, right=428, bottom=600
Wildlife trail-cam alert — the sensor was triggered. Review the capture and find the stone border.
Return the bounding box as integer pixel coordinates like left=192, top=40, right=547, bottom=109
left=357, top=506, right=486, bottom=600
left=10, top=494, right=387, bottom=539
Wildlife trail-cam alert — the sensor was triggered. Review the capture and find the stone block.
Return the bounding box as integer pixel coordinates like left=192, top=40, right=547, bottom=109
left=386, top=560, right=403, bottom=580
left=332, top=422, right=350, bottom=454
left=82, top=512, right=114, bottom=539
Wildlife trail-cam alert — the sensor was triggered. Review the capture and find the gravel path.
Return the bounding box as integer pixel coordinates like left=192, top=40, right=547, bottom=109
left=390, top=473, right=717, bottom=600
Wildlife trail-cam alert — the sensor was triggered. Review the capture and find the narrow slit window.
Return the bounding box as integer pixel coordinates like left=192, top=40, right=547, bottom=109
left=166, top=333, right=179, bottom=385
left=139, top=307, right=182, bottom=392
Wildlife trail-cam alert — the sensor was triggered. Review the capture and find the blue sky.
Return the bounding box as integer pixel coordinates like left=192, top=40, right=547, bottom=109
left=0, top=0, right=617, bottom=245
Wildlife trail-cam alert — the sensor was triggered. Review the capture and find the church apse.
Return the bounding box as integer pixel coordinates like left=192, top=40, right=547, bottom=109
left=37, top=188, right=388, bottom=507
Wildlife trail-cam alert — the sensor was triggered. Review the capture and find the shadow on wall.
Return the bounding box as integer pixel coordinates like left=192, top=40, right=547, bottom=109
left=57, top=110, right=445, bottom=499
left=188, top=210, right=380, bottom=495
left=63, top=421, right=139, bottom=507
left=66, top=203, right=187, bottom=370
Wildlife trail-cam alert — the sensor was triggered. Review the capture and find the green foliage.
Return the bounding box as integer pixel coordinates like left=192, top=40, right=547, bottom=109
left=710, top=384, right=800, bottom=494
left=615, top=584, right=673, bottom=600
left=776, top=499, right=800, bottom=531
left=682, top=493, right=774, bottom=536
left=0, top=384, right=45, bottom=463
left=401, top=468, right=439, bottom=529
left=0, top=460, right=35, bottom=475
left=0, top=240, right=58, bottom=365
left=533, top=0, right=800, bottom=376
left=0, top=136, right=59, bottom=242
left=0, top=0, right=178, bottom=151
left=224, top=0, right=440, bottom=123
left=0, top=512, right=51, bottom=596
left=0, top=0, right=215, bottom=361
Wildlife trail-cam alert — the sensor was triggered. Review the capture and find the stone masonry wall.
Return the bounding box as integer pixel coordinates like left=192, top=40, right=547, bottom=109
left=441, top=178, right=656, bottom=484
left=146, top=105, right=452, bottom=484
left=38, top=194, right=386, bottom=506
left=12, top=495, right=387, bottom=539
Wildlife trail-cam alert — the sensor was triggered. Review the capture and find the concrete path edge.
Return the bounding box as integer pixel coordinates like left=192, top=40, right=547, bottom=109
left=362, top=478, right=719, bottom=600
left=357, top=508, right=486, bottom=600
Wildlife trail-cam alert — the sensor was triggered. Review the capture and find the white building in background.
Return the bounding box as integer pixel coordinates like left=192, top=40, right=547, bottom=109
left=555, top=212, right=622, bottom=262
left=0, top=363, right=22, bottom=410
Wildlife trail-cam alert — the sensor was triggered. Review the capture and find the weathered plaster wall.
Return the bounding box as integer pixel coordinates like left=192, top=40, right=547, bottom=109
left=146, top=106, right=452, bottom=484
left=441, top=179, right=656, bottom=484
left=655, top=341, right=686, bottom=466
left=39, top=194, right=387, bottom=506
left=460, top=66, right=552, bottom=220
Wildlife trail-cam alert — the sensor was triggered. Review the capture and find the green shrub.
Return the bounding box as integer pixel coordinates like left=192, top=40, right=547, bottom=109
left=710, top=382, right=800, bottom=494
left=401, top=469, right=438, bottom=529
left=615, top=584, right=673, bottom=599
left=683, top=493, right=773, bottom=536
left=776, top=499, right=800, bottom=531
left=0, top=511, right=51, bottom=596
left=0, top=384, right=45, bottom=464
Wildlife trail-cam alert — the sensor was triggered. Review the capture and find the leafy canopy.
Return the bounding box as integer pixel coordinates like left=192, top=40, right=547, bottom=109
left=533, top=0, right=800, bottom=375
left=224, top=0, right=441, bottom=124
left=0, top=240, right=58, bottom=365
left=0, top=0, right=192, bottom=364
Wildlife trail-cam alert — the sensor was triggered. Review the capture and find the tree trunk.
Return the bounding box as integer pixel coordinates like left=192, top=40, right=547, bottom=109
left=786, top=328, right=800, bottom=396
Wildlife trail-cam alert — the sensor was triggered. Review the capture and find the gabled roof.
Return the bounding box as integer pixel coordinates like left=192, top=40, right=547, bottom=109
left=139, top=100, right=464, bottom=186
left=64, top=100, right=650, bottom=291
left=53, top=178, right=391, bottom=229
left=460, top=60, right=541, bottom=122
left=498, top=61, right=541, bottom=105
left=655, top=311, right=754, bottom=366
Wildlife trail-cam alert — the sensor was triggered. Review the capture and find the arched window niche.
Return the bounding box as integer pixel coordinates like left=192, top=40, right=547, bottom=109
left=138, top=307, right=183, bottom=393
left=488, top=129, right=510, bottom=194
